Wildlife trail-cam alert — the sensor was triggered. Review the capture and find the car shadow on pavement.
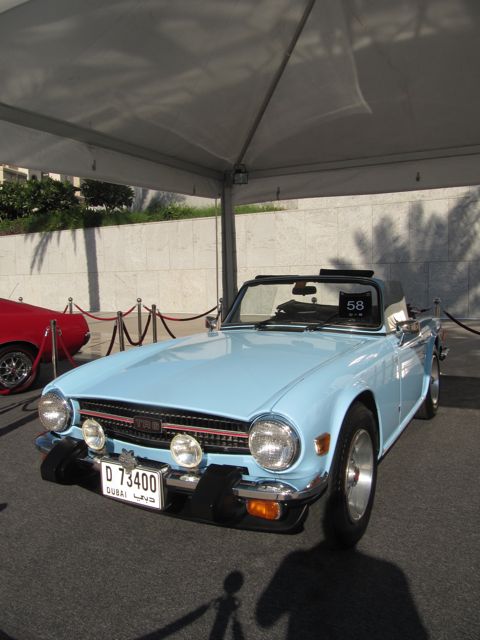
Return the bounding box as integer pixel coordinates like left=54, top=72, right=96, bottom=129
left=255, top=541, right=428, bottom=640
left=440, top=375, right=480, bottom=410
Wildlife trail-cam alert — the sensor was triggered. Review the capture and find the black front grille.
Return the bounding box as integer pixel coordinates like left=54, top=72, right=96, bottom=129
left=77, top=399, right=250, bottom=454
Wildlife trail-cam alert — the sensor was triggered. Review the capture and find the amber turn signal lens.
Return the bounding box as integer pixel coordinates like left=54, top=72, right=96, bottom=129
left=246, top=499, right=282, bottom=521
left=314, top=433, right=331, bottom=456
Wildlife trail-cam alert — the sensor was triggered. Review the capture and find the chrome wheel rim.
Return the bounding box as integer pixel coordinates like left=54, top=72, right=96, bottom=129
left=430, top=355, right=440, bottom=408
left=0, top=351, right=32, bottom=388
left=344, top=429, right=374, bottom=522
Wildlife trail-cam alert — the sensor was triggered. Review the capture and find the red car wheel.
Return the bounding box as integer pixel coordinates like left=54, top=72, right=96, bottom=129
left=0, top=345, right=38, bottom=392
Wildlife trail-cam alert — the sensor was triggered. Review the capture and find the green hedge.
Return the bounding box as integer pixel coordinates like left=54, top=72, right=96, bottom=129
left=0, top=203, right=283, bottom=236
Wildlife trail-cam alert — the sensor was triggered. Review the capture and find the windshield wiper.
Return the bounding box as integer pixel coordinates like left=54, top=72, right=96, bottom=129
left=254, top=318, right=306, bottom=331
left=254, top=317, right=284, bottom=330
left=307, top=313, right=341, bottom=331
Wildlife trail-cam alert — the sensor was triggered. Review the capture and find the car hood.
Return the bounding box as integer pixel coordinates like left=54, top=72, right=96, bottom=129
left=52, top=329, right=367, bottom=420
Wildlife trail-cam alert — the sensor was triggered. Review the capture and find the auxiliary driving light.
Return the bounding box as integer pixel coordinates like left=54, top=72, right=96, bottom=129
left=82, top=418, right=106, bottom=451
left=246, top=499, right=282, bottom=521
left=170, top=434, right=203, bottom=469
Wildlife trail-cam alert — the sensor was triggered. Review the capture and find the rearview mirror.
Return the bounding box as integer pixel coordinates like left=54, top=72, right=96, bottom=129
left=292, top=285, right=317, bottom=296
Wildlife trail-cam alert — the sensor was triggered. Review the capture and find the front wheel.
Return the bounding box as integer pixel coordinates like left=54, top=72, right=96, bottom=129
left=0, top=345, right=38, bottom=392
left=306, top=402, right=378, bottom=548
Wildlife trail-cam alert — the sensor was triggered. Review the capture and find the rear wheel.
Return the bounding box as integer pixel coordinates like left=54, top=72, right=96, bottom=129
left=306, top=402, right=378, bottom=548
left=0, top=345, right=38, bottom=392
left=415, top=349, right=440, bottom=420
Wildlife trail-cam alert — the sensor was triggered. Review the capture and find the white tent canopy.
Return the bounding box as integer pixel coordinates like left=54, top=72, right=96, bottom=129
left=1, top=0, right=480, bottom=306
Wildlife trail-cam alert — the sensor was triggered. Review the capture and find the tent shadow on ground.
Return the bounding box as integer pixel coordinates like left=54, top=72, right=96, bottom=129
left=255, top=541, right=428, bottom=640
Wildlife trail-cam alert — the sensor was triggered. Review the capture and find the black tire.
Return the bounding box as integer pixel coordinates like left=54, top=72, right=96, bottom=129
left=0, top=344, right=38, bottom=393
left=415, top=349, right=440, bottom=420
left=305, top=402, right=378, bottom=548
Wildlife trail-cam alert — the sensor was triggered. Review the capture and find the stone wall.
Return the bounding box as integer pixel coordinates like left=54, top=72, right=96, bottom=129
left=1, top=185, right=479, bottom=316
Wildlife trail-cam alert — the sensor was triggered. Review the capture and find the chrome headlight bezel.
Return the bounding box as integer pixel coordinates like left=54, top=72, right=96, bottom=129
left=38, top=391, right=72, bottom=432
left=249, top=415, right=300, bottom=472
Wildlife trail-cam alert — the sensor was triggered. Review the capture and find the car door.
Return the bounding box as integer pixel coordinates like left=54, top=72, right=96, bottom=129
left=395, top=328, right=427, bottom=423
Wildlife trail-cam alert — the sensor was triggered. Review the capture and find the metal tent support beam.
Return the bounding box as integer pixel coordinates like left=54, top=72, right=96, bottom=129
left=218, top=1, right=315, bottom=317
left=220, top=177, right=238, bottom=318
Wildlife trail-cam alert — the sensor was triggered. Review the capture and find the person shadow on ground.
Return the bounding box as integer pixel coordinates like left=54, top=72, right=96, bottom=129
left=256, top=541, right=428, bottom=640
left=139, top=570, right=245, bottom=640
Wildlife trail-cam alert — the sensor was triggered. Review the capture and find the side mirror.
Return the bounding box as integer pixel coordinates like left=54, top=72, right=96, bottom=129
left=395, top=319, right=420, bottom=345
left=205, top=315, right=217, bottom=332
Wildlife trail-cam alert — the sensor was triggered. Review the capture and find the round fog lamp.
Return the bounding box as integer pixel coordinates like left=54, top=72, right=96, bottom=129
left=82, top=418, right=106, bottom=451
left=38, top=392, right=71, bottom=432
left=170, top=434, right=202, bottom=469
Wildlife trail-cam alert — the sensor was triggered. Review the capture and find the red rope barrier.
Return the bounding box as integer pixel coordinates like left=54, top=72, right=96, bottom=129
left=158, top=314, right=176, bottom=339
left=443, top=309, right=480, bottom=336
left=105, top=324, right=118, bottom=356
left=151, top=306, right=217, bottom=322
left=121, top=306, right=136, bottom=318
left=143, top=306, right=177, bottom=339
left=61, top=305, right=69, bottom=314
left=57, top=332, right=78, bottom=368
left=73, top=304, right=136, bottom=322
left=0, top=329, right=50, bottom=395
left=122, top=313, right=152, bottom=346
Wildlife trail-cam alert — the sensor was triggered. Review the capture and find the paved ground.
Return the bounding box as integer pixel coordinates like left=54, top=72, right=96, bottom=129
left=0, top=320, right=479, bottom=640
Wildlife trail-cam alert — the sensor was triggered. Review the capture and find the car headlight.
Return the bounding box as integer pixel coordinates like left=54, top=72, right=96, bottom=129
left=82, top=418, right=106, bottom=451
left=249, top=416, right=299, bottom=471
left=170, top=434, right=203, bottom=469
left=38, top=391, right=71, bottom=432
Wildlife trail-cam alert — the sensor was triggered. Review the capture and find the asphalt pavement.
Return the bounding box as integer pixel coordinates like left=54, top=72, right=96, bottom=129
left=0, top=320, right=479, bottom=640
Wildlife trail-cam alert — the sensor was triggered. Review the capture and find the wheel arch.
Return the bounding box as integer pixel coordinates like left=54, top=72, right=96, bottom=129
left=352, top=390, right=381, bottom=455
left=0, top=340, right=39, bottom=356
left=325, top=386, right=382, bottom=473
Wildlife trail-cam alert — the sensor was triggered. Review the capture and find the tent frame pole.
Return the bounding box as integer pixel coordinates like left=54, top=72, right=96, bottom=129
left=220, top=176, right=237, bottom=318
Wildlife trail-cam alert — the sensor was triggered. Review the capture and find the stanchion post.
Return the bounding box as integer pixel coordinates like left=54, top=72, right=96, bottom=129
left=18, top=297, right=23, bottom=303
left=137, top=298, right=142, bottom=342
left=434, top=297, right=441, bottom=318
left=117, top=312, right=125, bottom=351
left=151, top=304, right=158, bottom=343
left=68, top=297, right=73, bottom=314
left=50, top=319, right=58, bottom=379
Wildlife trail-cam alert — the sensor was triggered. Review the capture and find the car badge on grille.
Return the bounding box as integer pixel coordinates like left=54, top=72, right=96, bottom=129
left=119, top=449, right=137, bottom=473
left=133, top=416, right=163, bottom=433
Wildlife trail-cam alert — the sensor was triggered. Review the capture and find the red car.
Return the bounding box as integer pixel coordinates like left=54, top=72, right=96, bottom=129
left=0, top=298, right=90, bottom=392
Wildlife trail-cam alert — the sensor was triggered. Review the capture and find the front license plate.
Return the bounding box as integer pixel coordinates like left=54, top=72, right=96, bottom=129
left=101, top=461, right=164, bottom=510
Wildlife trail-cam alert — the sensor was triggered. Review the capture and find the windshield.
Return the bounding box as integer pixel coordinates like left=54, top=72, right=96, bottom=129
left=225, top=278, right=382, bottom=330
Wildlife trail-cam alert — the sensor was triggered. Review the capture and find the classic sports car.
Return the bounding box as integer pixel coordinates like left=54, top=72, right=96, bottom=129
left=35, top=271, right=445, bottom=547
left=0, top=298, right=90, bottom=392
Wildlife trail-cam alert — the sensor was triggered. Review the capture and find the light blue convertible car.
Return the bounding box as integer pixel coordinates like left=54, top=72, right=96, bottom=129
left=36, top=270, right=446, bottom=547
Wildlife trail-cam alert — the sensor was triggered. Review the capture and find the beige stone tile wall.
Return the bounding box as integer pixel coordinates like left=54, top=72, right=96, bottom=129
left=1, top=185, right=479, bottom=317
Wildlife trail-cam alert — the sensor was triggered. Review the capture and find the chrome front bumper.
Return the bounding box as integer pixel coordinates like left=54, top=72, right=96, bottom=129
left=36, top=432, right=328, bottom=503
